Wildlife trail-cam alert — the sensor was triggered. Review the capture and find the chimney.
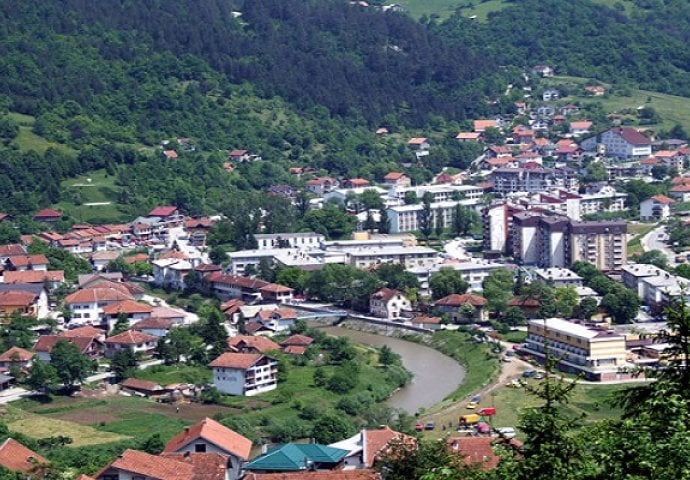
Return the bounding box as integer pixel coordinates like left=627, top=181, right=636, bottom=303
left=184, top=426, right=191, bottom=433
left=261, top=444, right=268, bottom=455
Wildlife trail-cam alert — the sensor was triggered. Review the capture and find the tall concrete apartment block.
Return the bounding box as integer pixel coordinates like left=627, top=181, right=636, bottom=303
left=512, top=213, right=627, bottom=271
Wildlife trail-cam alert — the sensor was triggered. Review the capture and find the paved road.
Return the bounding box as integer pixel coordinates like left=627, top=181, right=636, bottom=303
left=641, top=225, right=677, bottom=266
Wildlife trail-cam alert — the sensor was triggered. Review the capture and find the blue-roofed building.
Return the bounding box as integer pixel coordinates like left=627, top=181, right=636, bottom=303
left=245, top=443, right=349, bottom=473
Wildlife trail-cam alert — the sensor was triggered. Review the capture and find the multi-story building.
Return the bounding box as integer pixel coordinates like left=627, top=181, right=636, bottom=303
left=512, top=215, right=627, bottom=271
left=209, top=353, right=278, bottom=396
left=580, top=127, right=652, bottom=159
left=621, top=263, right=666, bottom=297
left=386, top=200, right=478, bottom=233
left=407, top=260, right=509, bottom=296
left=569, top=221, right=627, bottom=271
left=254, top=232, right=324, bottom=251
left=491, top=167, right=555, bottom=194
left=524, top=318, right=629, bottom=381
left=533, top=267, right=584, bottom=287
left=388, top=185, right=484, bottom=204
left=347, top=246, right=438, bottom=270
left=579, top=187, right=628, bottom=218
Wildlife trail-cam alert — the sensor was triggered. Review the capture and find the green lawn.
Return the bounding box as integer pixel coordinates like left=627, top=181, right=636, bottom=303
left=133, top=364, right=213, bottom=386
left=627, top=222, right=657, bottom=258
left=55, top=169, right=130, bottom=223
left=479, top=382, right=626, bottom=432
left=501, top=330, right=527, bottom=344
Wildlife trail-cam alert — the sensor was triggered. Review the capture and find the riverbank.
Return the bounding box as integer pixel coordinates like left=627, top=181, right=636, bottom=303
left=325, top=322, right=501, bottom=408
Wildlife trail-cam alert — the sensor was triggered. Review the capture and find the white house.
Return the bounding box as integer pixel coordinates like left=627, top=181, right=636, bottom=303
left=104, top=330, right=158, bottom=358
left=131, top=317, right=174, bottom=337
left=581, top=127, right=652, bottom=159
left=163, top=417, right=253, bottom=480
left=209, top=353, right=278, bottom=396
left=640, top=194, right=674, bottom=221
left=533, top=268, right=584, bottom=287
left=64, top=286, right=134, bottom=326
left=369, top=288, right=411, bottom=319
left=253, top=307, right=298, bottom=333
left=152, top=259, right=192, bottom=290
left=542, top=89, right=560, bottom=101
left=254, top=232, right=324, bottom=251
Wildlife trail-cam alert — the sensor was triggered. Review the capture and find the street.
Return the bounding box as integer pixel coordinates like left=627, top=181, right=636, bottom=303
left=640, top=225, right=677, bottom=266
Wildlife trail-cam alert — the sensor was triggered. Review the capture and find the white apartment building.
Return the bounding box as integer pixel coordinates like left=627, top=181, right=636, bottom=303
left=579, top=186, right=628, bottom=218
left=254, top=232, right=324, bottom=251
left=386, top=200, right=478, bottom=233
left=388, top=184, right=484, bottom=204
left=581, top=127, right=652, bottom=159
left=525, top=318, right=628, bottom=381
left=408, top=260, right=509, bottom=296
left=621, top=263, right=666, bottom=297
left=210, top=353, right=278, bottom=396
left=347, top=246, right=439, bottom=270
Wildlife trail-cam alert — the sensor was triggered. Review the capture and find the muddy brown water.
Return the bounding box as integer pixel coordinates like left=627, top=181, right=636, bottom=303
left=321, top=327, right=466, bottom=413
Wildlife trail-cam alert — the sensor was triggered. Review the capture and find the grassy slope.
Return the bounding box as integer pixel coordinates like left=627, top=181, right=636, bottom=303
left=400, top=0, right=636, bottom=20
left=7, top=112, right=75, bottom=155
left=627, top=222, right=657, bottom=258
left=55, top=169, right=130, bottom=224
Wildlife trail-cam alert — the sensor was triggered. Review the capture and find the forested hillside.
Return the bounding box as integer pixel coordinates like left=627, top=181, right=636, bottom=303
left=433, top=0, right=690, bottom=97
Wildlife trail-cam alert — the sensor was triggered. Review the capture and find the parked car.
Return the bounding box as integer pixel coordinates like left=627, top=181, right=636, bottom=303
left=425, top=421, right=436, bottom=430
left=522, top=369, right=536, bottom=378
left=496, top=427, right=516, bottom=439
left=415, top=422, right=424, bottom=432
left=502, top=356, right=513, bottom=363
left=466, top=401, right=478, bottom=409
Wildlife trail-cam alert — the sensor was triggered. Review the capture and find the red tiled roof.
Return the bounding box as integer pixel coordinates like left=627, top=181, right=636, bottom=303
left=0, top=290, right=38, bottom=307
left=229, top=149, right=248, bottom=157
left=0, top=244, right=26, bottom=257
left=163, top=150, right=178, bottom=159
left=206, top=272, right=270, bottom=290
left=280, top=335, right=314, bottom=347
left=33, top=208, right=62, bottom=219
left=33, top=336, right=96, bottom=354
left=151, top=306, right=187, bottom=319
left=121, top=378, right=163, bottom=393
left=474, top=120, right=497, bottom=131
left=163, top=417, right=253, bottom=460
left=209, top=352, right=265, bottom=370
left=98, top=449, right=194, bottom=480
left=411, top=315, right=442, bottom=325
left=649, top=194, right=674, bottom=204
left=447, top=437, right=501, bottom=470
left=105, top=330, right=157, bottom=345
left=435, top=293, right=486, bottom=307
left=159, top=453, right=228, bottom=480
left=7, top=255, right=48, bottom=267
left=364, top=426, right=416, bottom=468
left=370, top=287, right=403, bottom=303
left=101, top=300, right=153, bottom=315
left=61, top=325, right=105, bottom=338
left=227, top=335, right=279, bottom=353
left=613, top=127, right=651, bottom=146
left=3, top=270, right=64, bottom=284
left=0, top=346, right=33, bottom=362
left=131, top=318, right=174, bottom=331
left=383, top=172, right=407, bottom=181
left=0, top=438, right=48, bottom=473
left=407, top=137, right=428, bottom=145
left=282, top=345, right=306, bottom=355
left=259, top=283, right=294, bottom=294
left=670, top=184, right=690, bottom=193
left=148, top=206, right=179, bottom=217
left=64, top=287, right=133, bottom=304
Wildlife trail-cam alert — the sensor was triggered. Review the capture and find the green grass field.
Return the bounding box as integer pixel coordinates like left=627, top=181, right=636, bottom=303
left=627, top=222, right=657, bottom=258
left=6, top=112, right=75, bottom=155
left=133, top=364, right=213, bottom=386
left=55, top=169, right=130, bottom=223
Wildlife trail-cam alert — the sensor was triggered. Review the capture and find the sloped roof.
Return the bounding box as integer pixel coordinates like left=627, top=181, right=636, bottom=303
left=0, top=346, right=33, bottom=362
left=245, top=444, right=349, bottom=472
left=98, top=449, right=194, bottom=480
left=648, top=194, right=674, bottom=205
left=33, top=336, right=97, bottom=354
left=434, top=293, right=486, bottom=307
left=33, top=208, right=62, bottom=219
left=3, top=270, right=65, bottom=284
left=105, top=330, right=157, bottom=345
left=121, top=378, right=163, bottom=392
left=208, top=353, right=265, bottom=370
left=0, top=438, right=48, bottom=473
left=248, top=472, right=380, bottom=480
left=65, top=286, right=133, bottom=304
left=131, top=317, right=174, bottom=331
left=148, top=206, right=178, bottom=217
left=163, top=417, right=252, bottom=460
left=7, top=255, right=48, bottom=267
left=370, top=288, right=402, bottom=303
left=228, top=335, right=280, bottom=353
left=0, top=290, right=37, bottom=307
left=363, top=426, right=416, bottom=468
left=61, top=325, right=105, bottom=338
left=101, top=300, right=153, bottom=315
left=280, top=335, right=314, bottom=347
left=158, top=453, right=228, bottom=480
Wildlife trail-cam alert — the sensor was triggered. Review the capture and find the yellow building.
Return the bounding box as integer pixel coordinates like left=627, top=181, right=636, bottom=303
left=525, top=318, right=628, bottom=381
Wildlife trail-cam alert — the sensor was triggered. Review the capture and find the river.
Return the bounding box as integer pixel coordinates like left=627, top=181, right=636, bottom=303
left=321, top=327, right=466, bottom=413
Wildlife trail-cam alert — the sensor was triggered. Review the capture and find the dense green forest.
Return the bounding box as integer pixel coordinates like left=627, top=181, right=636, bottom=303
left=433, top=0, right=690, bottom=97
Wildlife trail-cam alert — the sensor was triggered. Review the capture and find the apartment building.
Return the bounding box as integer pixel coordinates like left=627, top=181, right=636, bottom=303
left=347, top=245, right=438, bottom=270
left=570, top=221, right=627, bottom=271
left=209, top=353, right=278, bottom=396
left=533, top=267, right=584, bottom=287
left=254, top=232, right=324, bottom=251
left=407, top=259, right=509, bottom=296
left=512, top=215, right=627, bottom=271
left=388, top=184, right=484, bottom=204
left=387, top=200, right=477, bottom=233
left=525, top=318, right=628, bottom=381
left=491, top=167, right=555, bottom=194
left=581, top=127, right=652, bottom=159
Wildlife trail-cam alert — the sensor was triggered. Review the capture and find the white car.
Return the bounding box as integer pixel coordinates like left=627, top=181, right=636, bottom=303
left=496, top=427, right=516, bottom=439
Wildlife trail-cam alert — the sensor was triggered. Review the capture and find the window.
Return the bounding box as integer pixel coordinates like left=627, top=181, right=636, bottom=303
left=195, top=443, right=207, bottom=453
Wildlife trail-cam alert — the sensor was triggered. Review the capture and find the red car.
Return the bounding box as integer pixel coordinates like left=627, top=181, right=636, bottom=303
left=415, top=422, right=424, bottom=432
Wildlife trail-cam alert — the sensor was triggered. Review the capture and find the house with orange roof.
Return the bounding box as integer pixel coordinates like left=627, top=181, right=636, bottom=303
left=456, top=132, right=482, bottom=142
left=473, top=120, right=497, bottom=133
left=0, top=244, right=27, bottom=262
left=0, top=290, right=44, bottom=320
left=407, top=137, right=430, bottom=150
left=2, top=270, right=65, bottom=291
left=640, top=194, right=674, bottom=221
left=369, top=288, right=411, bottom=319
left=383, top=172, right=411, bottom=187
left=252, top=307, right=298, bottom=334
left=228, top=149, right=251, bottom=162
left=670, top=181, right=690, bottom=202
left=0, top=438, right=48, bottom=475
left=163, top=150, right=178, bottom=160
left=258, top=283, right=294, bottom=303
left=447, top=436, right=519, bottom=471
left=5, top=254, right=48, bottom=271
left=34, top=335, right=104, bottom=362
left=163, top=417, right=252, bottom=480
left=654, top=150, right=685, bottom=172
left=64, top=286, right=134, bottom=326
left=209, top=353, right=278, bottom=396
left=104, top=330, right=158, bottom=358
left=569, top=121, right=593, bottom=136
left=305, top=177, right=339, bottom=196
left=101, top=300, right=153, bottom=330
left=227, top=335, right=280, bottom=354
left=434, top=293, right=488, bottom=322
left=280, top=334, right=314, bottom=355
left=0, top=346, right=33, bottom=370
left=131, top=317, right=174, bottom=337
left=95, top=449, right=196, bottom=480
left=343, top=178, right=371, bottom=189
left=329, top=425, right=416, bottom=470
left=61, top=325, right=106, bottom=342
left=33, top=208, right=62, bottom=223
